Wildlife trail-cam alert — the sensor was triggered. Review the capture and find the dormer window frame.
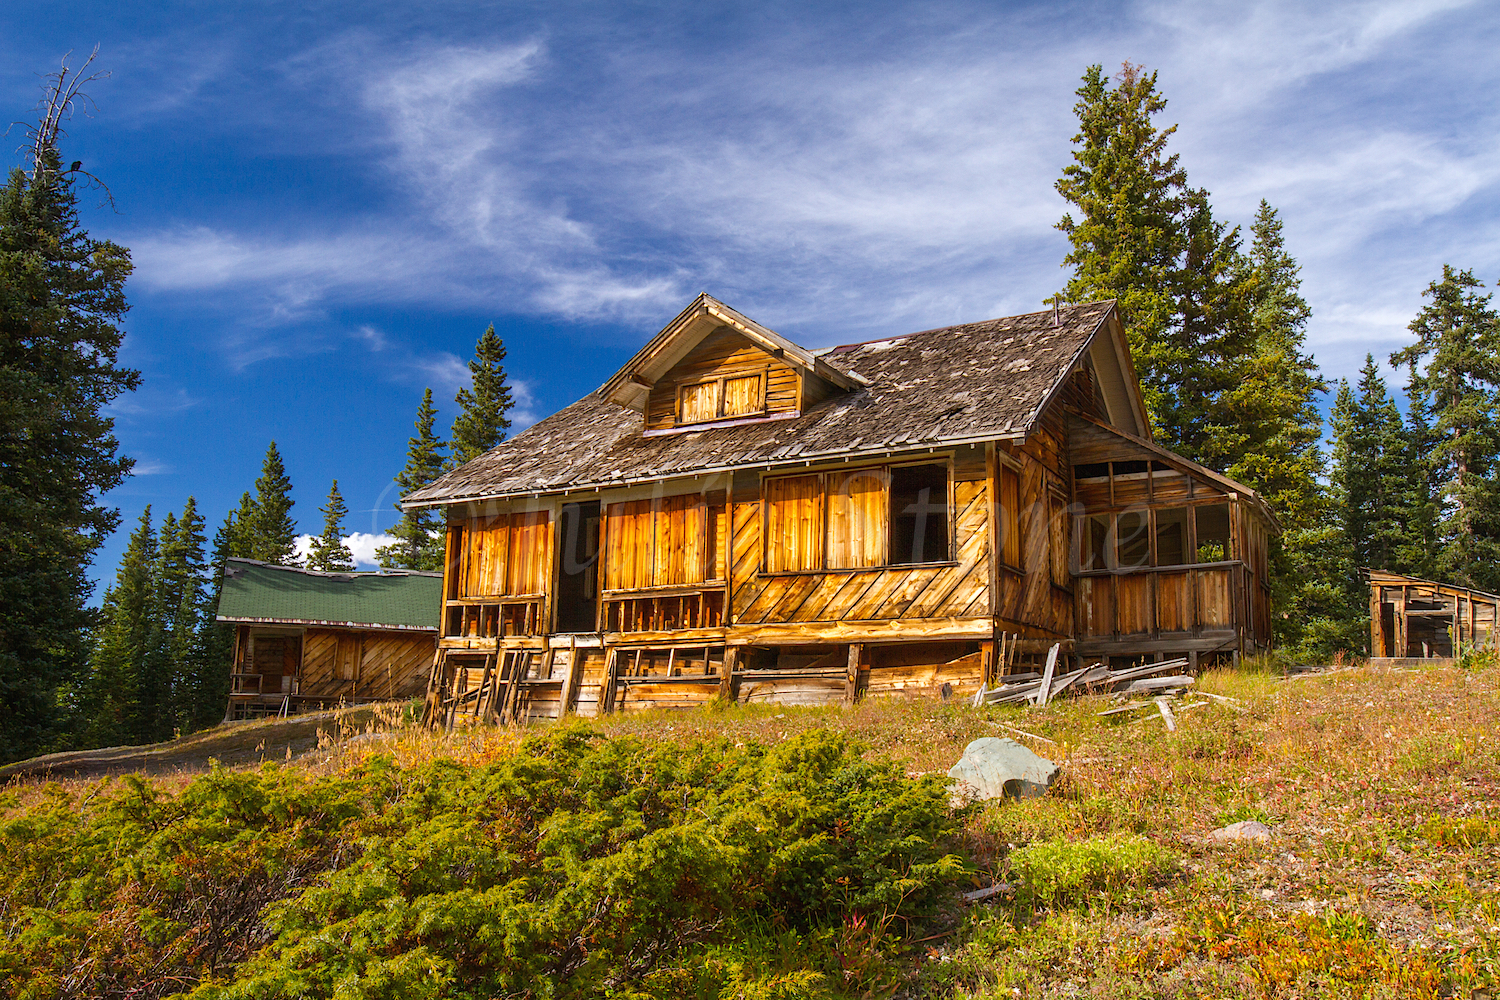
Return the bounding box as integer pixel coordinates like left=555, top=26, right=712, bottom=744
left=675, top=372, right=767, bottom=426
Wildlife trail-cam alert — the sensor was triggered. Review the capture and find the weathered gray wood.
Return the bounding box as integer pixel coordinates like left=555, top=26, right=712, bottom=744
left=1155, top=698, right=1177, bottom=731
left=1118, top=676, right=1194, bottom=694
left=1033, top=643, right=1060, bottom=706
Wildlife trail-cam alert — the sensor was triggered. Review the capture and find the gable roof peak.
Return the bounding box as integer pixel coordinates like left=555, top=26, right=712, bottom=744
left=597, top=294, right=864, bottom=413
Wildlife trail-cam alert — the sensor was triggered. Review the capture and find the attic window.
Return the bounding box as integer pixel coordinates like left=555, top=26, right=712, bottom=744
left=678, top=374, right=765, bottom=425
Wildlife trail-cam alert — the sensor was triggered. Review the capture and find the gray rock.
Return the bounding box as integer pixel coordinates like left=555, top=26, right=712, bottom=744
left=1208, top=820, right=1273, bottom=842
left=947, top=737, right=1059, bottom=802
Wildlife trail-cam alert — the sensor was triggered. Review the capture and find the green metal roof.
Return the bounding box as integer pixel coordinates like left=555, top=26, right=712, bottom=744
left=216, top=559, right=441, bottom=631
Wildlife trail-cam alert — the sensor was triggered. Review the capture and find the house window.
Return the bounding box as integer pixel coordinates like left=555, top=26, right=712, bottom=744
left=462, top=511, right=552, bottom=597
left=1117, top=510, right=1150, bottom=568
left=604, top=494, right=711, bottom=590
left=889, top=463, right=949, bottom=565
left=679, top=381, right=719, bottom=424
left=722, top=375, right=762, bottom=417
left=827, top=468, right=888, bottom=569
left=1196, top=504, right=1230, bottom=563
left=677, top=374, right=764, bottom=425
left=1155, top=507, right=1189, bottom=566
left=999, top=466, right=1020, bottom=568
left=765, top=474, right=824, bottom=573
left=1081, top=514, right=1110, bottom=570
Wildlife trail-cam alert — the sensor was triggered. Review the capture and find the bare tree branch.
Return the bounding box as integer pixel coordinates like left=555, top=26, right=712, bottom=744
left=7, top=46, right=116, bottom=209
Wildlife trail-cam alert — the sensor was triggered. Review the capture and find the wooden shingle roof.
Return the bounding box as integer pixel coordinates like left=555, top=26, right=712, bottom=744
left=404, top=299, right=1119, bottom=507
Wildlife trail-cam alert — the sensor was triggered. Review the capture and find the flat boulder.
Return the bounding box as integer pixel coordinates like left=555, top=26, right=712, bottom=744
left=947, top=737, right=1059, bottom=802
left=1208, top=820, right=1273, bottom=842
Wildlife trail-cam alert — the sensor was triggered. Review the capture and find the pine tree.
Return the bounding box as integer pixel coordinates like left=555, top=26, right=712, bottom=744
left=0, top=56, right=138, bottom=761
left=191, top=512, right=238, bottom=730
left=377, top=389, right=447, bottom=571
left=1391, top=267, right=1500, bottom=589
left=1331, top=357, right=1410, bottom=573
left=247, top=442, right=298, bottom=565
left=1397, top=365, right=1441, bottom=580
left=307, top=480, right=355, bottom=572
left=450, top=324, right=514, bottom=467
left=79, top=508, right=159, bottom=747
left=157, top=497, right=208, bottom=735
left=1055, top=63, right=1259, bottom=464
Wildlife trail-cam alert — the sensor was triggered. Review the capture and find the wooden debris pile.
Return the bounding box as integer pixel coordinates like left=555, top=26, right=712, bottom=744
left=971, top=644, right=1245, bottom=731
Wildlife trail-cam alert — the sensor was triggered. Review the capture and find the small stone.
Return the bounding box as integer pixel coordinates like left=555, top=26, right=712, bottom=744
left=947, top=737, right=1059, bottom=802
left=1209, top=820, right=1274, bottom=842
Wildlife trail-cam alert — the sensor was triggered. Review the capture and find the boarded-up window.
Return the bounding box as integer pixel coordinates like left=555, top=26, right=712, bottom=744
left=604, top=494, right=710, bottom=590
left=1196, top=504, right=1230, bottom=563
left=680, top=381, right=718, bottom=424
left=462, top=511, right=552, bottom=597
left=1117, top=510, right=1150, bottom=569
left=999, top=466, right=1021, bottom=568
left=1155, top=507, right=1188, bottom=566
left=1048, top=490, right=1069, bottom=587
left=827, top=468, right=888, bottom=569
left=722, top=375, right=762, bottom=417
left=890, top=463, right=949, bottom=564
left=507, top=511, right=551, bottom=595
left=765, top=475, right=823, bottom=573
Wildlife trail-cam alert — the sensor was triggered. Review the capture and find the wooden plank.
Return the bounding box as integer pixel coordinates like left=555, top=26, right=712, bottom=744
left=1034, top=643, right=1059, bottom=706
left=844, top=643, right=863, bottom=706
left=1155, top=698, right=1177, bottom=732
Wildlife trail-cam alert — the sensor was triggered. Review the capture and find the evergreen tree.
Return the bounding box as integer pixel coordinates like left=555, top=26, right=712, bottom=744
left=158, top=497, right=208, bottom=735
left=307, top=480, right=356, bottom=572
left=377, top=388, right=447, bottom=571
left=450, top=324, right=514, bottom=467
left=191, top=511, right=238, bottom=730
left=0, top=57, right=138, bottom=762
left=1397, top=365, right=1441, bottom=580
left=1391, top=267, right=1500, bottom=589
left=246, top=442, right=298, bottom=565
left=1055, top=62, right=1251, bottom=462
left=226, top=491, right=256, bottom=559
left=1331, top=357, right=1410, bottom=573
left=79, top=508, right=159, bottom=747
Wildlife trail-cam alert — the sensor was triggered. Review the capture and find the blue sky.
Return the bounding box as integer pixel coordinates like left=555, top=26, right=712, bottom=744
left=4, top=0, right=1498, bottom=591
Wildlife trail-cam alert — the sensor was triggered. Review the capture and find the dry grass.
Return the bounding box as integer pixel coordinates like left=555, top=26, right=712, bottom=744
left=8, top=660, right=1498, bottom=997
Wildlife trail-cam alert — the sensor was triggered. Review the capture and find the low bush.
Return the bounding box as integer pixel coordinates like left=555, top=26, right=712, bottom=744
left=1004, top=833, right=1176, bottom=912
left=0, top=726, right=965, bottom=1000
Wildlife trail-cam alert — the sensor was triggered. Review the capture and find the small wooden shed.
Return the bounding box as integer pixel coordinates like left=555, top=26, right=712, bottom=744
left=1366, top=569, right=1499, bottom=661
left=216, top=558, right=441, bottom=719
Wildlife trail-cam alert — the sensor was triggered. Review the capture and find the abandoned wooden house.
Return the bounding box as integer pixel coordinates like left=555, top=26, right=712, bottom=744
left=1366, top=568, right=1499, bottom=662
left=216, top=558, right=441, bottom=719
left=402, top=294, right=1279, bottom=725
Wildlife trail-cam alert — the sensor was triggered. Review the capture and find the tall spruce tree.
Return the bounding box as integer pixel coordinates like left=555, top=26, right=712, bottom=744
left=0, top=56, right=138, bottom=761
left=246, top=442, right=298, bottom=565
left=378, top=389, right=447, bottom=571
left=307, top=480, right=356, bottom=572
left=79, top=508, right=159, bottom=747
left=1056, top=63, right=1251, bottom=462
left=192, top=511, right=238, bottom=730
left=1397, top=365, right=1441, bottom=580
left=450, top=324, right=514, bottom=467
left=1331, top=357, right=1410, bottom=573
left=1391, top=267, right=1500, bottom=589
left=158, top=497, right=208, bottom=735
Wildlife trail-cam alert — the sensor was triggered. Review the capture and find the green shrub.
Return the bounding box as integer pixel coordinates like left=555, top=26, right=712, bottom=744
left=0, top=727, right=964, bottom=1000
left=1004, top=833, right=1176, bottom=911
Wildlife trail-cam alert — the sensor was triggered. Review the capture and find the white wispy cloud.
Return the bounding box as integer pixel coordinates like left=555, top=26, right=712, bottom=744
left=292, top=531, right=398, bottom=568
left=119, top=0, right=1500, bottom=384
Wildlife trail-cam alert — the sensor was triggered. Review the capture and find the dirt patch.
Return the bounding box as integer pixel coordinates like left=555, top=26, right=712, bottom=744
left=0, top=705, right=384, bottom=782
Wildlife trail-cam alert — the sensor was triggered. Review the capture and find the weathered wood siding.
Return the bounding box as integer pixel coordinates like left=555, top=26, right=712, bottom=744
left=298, top=628, right=433, bottom=701
left=730, top=476, right=990, bottom=627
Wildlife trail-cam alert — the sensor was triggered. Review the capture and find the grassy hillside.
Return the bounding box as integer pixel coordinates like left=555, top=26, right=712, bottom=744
left=2, top=660, right=1497, bottom=998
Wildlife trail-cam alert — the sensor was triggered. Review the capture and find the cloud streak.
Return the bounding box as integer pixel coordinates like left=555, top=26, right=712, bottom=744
left=118, top=0, right=1500, bottom=381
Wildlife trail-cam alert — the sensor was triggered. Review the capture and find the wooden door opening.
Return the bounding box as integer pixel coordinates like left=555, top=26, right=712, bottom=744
left=556, top=501, right=601, bottom=633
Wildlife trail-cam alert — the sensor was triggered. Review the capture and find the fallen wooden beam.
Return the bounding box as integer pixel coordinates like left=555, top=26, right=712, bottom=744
left=1155, top=698, right=1177, bottom=732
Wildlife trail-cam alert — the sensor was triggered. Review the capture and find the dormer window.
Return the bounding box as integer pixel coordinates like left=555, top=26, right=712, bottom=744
left=677, top=373, right=765, bottom=425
